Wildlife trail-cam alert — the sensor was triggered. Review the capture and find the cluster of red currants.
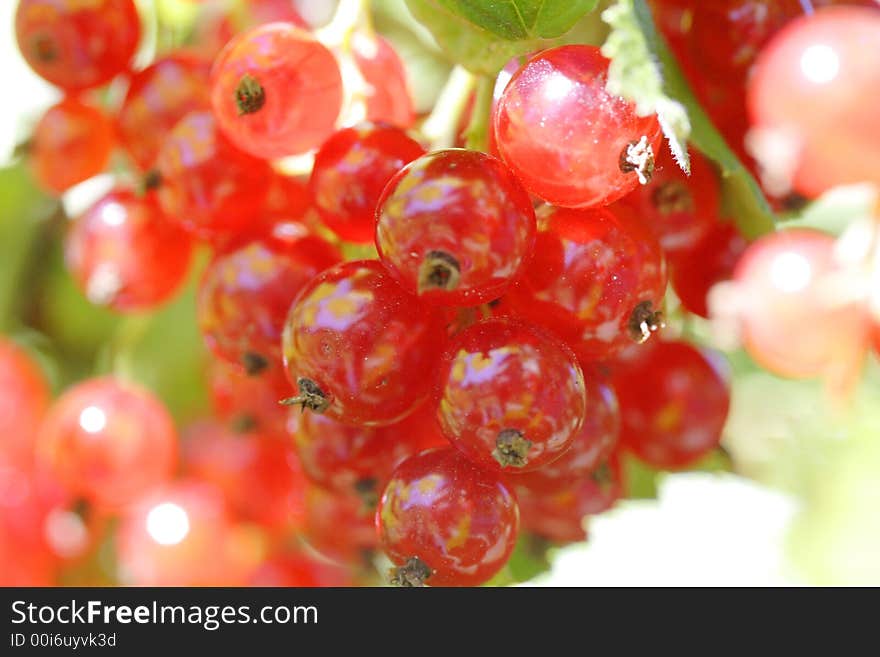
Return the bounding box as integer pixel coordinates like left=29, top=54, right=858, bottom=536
left=3, top=0, right=879, bottom=587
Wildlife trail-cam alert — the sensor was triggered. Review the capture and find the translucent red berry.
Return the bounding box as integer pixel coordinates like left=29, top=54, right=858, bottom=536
left=30, top=98, right=115, bottom=194
left=182, top=421, right=307, bottom=531
left=288, top=404, right=444, bottom=506
left=512, top=378, right=620, bottom=494
left=208, top=359, right=291, bottom=436
left=282, top=260, right=446, bottom=426
left=494, top=45, right=663, bottom=208
left=117, top=53, right=212, bottom=171
left=620, top=148, right=720, bottom=255
left=747, top=6, right=880, bottom=196
left=732, top=228, right=869, bottom=378
left=0, top=339, right=50, bottom=468
left=437, top=318, right=586, bottom=473
left=15, top=0, right=140, bottom=91
left=211, top=22, right=343, bottom=159
left=504, top=203, right=667, bottom=362
left=310, top=123, right=425, bottom=244
left=376, top=149, right=536, bottom=306
left=352, top=33, right=415, bottom=129
left=671, top=221, right=748, bottom=318
left=65, top=188, right=194, bottom=312
left=377, top=447, right=519, bottom=586
left=197, top=233, right=340, bottom=375
left=155, top=110, right=271, bottom=239
left=613, top=341, right=730, bottom=469
left=36, top=377, right=177, bottom=509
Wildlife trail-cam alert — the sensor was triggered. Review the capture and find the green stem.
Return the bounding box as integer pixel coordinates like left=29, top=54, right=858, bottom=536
left=464, top=76, right=494, bottom=152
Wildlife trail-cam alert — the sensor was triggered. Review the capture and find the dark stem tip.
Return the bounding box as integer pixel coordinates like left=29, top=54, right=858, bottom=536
left=389, top=557, right=432, bottom=587
left=279, top=377, right=330, bottom=414
left=627, top=300, right=665, bottom=344
left=417, top=250, right=461, bottom=294
left=492, top=428, right=533, bottom=468
left=235, top=73, right=266, bottom=116
left=242, top=351, right=269, bottom=376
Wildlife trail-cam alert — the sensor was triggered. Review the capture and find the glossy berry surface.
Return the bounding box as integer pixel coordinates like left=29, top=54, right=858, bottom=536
left=155, top=110, right=271, bottom=239
left=211, top=22, right=343, bottom=159
left=208, top=359, right=290, bottom=436
left=671, top=221, right=748, bottom=318
left=613, top=341, right=730, bottom=469
left=620, top=147, right=721, bottom=255
left=289, top=404, right=445, bottom=505
left=747, top=7, right=880, bottom=196
left=197, top=233, right=340, bottom=375
left=310, top=123, right=425, bottom=244
left=282, top=260, right=446, bottom=427
left=352, top=33, right=416, bottom=129
left=15, top=0, right=140, bottom=91
left=376, top=149, right=536, bottom=306
left=504, top=203, right=667, bottom=362
left=377, top=447, right=519, bottom=587
left=35, top=377, right=177, bottom=509
left=0, top=340, right=50, bottom=467
left=65, top=189, right=194, bottom=312
left=494, top=45, right=663, bottom=208
left=512, top=378, right=620, bottom=494
left=30, top=98, right=114, bottom=194
left=437, top=319, right=586, bottom=473
left=118, top=53, right=212, bottom=171
left=302, top=486, right=378, bottom=565
left=732, top=228, right=868, bottom=378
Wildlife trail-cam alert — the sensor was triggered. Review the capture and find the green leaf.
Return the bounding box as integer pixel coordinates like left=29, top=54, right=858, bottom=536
left=784, top=183, right=879, bottom=236
left=405, top=0, right=543, bottom=74
left=601, top=0, right=776, bottom=238
left=421, top=0, right=598, bottom=40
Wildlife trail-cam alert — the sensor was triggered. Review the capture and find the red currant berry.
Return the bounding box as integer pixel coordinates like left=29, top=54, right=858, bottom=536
left=376, top=149, right=536, bottom=306
left=310, top=123, right=425, bottom=244
left=620, top=147, right=721, bottom=255
left=504, top=203, right=668, bottom=362
left=197, top=233, right=340, bottom=375
left=671, top=221, right=748, bottom=318
left=30, top=98, right=115, bottom=194
left=437, top=318, right=586, bottom=472
left=515, top=457, right=623, bottom=543
left=288, top=403, right=444, bottom=507
left=494, top=45, right=663, bottom=208
left=512, top=378, right=620, bottom=494
left=302, top=486, right=378, bottom=565
left=208, top=359, right=290, bottom=436
left=281, top=260, right=447, bottom=426
left=15, top=0, right=140, bottom=91
left=747, top=6, right=880, bottom=196
left=36, top=377, right=177, bottom=509
left=0, top=339, right=50, bottom=468
left=155, top=110, right=271, bottom=239
left=182, top=421, right=307, bottom=532
left=352, top=33, right=415, bottom=129
left=117, top=53, right=212, bottom=171
left=117, top=481, right=251, bottom=586
left=613, top=340, right=730, bottom=469
left=211, top=22, right=343, bottom=159
left=732, top=228, right=869, bottom=378
left=65, top=188, right=194, bottom=312
left=377, top=447, right=519, bottom=586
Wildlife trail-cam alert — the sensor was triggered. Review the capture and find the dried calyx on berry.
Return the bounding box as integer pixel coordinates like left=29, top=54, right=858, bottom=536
left=235, top=73, right=266, bottom=115
left=417, top=250, right=461, bottom=294
left=389, top=556, right=433, bottom=587
left=241, top=351, right=269, bottom=376
left=492, top=428, right=533, bottom=468
left=627, top=300, right=665, bottom=344
left=279, top=377, right=330, bottom=413
left=620, top=136, right=656, bottom=185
